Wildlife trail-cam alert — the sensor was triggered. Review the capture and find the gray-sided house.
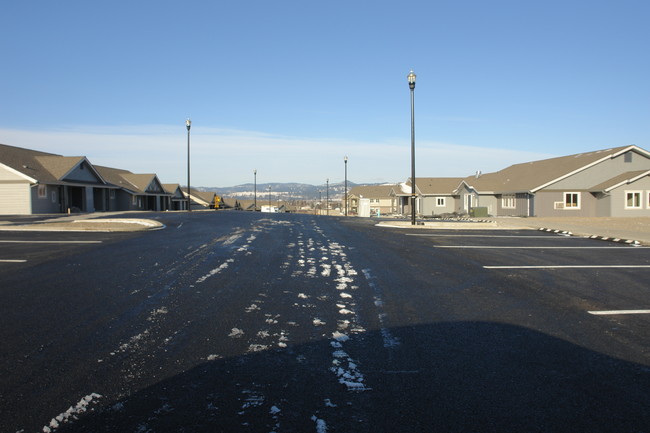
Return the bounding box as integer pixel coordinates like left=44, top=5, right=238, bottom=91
left=416, top=178, right=465, bottom=217
left=455, top=145, right=650, bottom=217
left=0, top=143, right=114, bottom=215
left=163, top=184, right=189, bottom=211
left=95, top=166, right=171, bottom=211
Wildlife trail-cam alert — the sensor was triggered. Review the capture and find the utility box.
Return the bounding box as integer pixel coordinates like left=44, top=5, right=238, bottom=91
left=358, top=198, right=371, bottom=217
left=470, top=207, right=488, bottom=217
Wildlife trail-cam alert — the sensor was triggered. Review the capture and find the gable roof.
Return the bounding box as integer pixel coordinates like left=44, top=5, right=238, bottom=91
left=0, top=143, right=105, bottom=185
left=163, top=184, right=186, bottom=198
left=348, top=184, right=397, bottom=198
left=416, top=178, right=465, bottom=195
left=95, top=165, right=164, bottom=194
left=185, top=188, right=217, bottom=206
left=589, top=170, right=650, bottom=193
left=460, top=145, right=647, bottom=194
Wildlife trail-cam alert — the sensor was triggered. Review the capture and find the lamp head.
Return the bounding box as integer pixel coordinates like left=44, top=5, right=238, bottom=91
left=407, top=70, right=416, bottom=90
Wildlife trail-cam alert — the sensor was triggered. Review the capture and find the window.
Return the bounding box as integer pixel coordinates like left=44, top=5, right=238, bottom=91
left=564, top=192, right=580, bottom=209
left=132, top=195, right=138, bottom=205
left=38, top=184, right=47, bottom=199
left=436, top=197, right=446, bottom=207
left=624, top=152, right=632, bottom=163
left=502, top=194, right=516, bottom=209
left=51, top=191, right=56, bottom=203
left=110, top=190, right=115, bottom=199
left=625, top=191, right=642, bottom=209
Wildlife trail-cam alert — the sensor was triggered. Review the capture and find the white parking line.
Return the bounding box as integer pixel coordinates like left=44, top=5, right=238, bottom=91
left=484, top=265, right=650, bottom=269
left=436, top=246, right=637, bottom=249
left=408, top=234, right=569, bottom=238
left=0, top=240, right=102, bottom=244
left=0, top=259, right=27, bottom=263
left=588, top=310, right=650, bottom=315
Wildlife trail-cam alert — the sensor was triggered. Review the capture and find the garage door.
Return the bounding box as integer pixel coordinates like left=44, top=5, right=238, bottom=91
left=0, top=183, right=32, bottom=215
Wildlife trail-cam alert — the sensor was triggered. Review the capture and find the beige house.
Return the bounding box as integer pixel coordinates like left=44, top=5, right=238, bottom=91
left=348, top=184, right=398, bottom=216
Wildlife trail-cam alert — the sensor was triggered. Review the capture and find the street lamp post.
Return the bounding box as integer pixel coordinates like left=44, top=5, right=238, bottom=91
left=186, top=118, right=192, bottom=212
left=344, top=156, right=348, bottom=216
left=408, top=70, right=416, bottom=225
left=253, top=169, right=257, bottom=211
left=326, top=178, right=329, bottom=216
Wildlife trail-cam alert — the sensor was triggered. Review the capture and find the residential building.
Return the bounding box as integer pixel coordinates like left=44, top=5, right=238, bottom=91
left=348, top=184, right=398, bottom=216
left=95, top=166, right=171, bottom=211
left=456, top=145, right=650, bottom=217
left=0, top=143, right=114, bottom=215
left=163, top=184, right=188, bottom=211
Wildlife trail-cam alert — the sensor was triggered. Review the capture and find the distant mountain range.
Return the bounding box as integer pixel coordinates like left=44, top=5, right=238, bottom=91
left=197, top=182, right=369, bottom=201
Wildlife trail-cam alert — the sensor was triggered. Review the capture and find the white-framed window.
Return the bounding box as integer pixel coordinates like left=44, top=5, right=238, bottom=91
left=564, top=192, right=580, bottom=209
left=502, top=194, right=516, bottom=209
left=625, top=191, right=642, bottom=209
left=38, top=184, right=47, bottom=199
left=436, top=197, right=446, bottom=207
left=132, top=195, right=138, bottom=206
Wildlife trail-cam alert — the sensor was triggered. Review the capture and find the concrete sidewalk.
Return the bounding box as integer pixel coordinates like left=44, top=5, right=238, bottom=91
left=378, top=216, right=650, bottom=246
left=0, top=212, right=164, bottom=232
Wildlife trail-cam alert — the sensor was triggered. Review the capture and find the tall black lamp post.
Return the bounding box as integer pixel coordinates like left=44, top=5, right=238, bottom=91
left=186, top=118, right=192, bottom=212
left=253, top=169, right=257, bottom=211
left=326, top=178, right=329, bottom=216
left=344, top=155, right=348, bottom=216
left=408, top=70, right=416, bottom=225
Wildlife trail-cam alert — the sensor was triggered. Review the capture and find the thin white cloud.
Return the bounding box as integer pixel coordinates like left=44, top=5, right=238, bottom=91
left=0, top=126, right=555, bottom=187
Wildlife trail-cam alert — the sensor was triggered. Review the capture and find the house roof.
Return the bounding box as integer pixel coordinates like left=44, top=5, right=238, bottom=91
left=95, top=166, right=163, bottom=194
left=162, top=184, right=186, bottom=198
left=348, top=184, right=397, bottom=198
left=589, top=170, right=650, bottom=193
left=415, top=178, right=465, bottom=195
left=0, top=143, right=105, bottom=185
left=185, top=189, right=217, bottom=206
left=460, top=145, right=643, bottom=194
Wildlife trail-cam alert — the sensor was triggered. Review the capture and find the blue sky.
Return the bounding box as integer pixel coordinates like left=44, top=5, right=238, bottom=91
left=2, top=0, right=649, bottom=187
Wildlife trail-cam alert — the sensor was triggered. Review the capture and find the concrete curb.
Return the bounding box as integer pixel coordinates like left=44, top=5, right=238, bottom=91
left=537, top=227, right=642, bottom=247
left=0, top=218, right=164, bottom=232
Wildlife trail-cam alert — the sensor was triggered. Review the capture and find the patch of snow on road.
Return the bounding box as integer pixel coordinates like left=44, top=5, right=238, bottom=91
left=196, top=258, right=234, bottom=283
left=42, top=393, right=102, bottom=432
left=245, top=303, right=261, bottom=312
left=311, top=415, right=328, bottom=433
left=228, top=328, right=245, bottom=338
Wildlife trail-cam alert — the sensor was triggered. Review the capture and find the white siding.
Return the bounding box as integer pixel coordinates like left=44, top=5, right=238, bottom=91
left=0, top=183, right=32, bottom=215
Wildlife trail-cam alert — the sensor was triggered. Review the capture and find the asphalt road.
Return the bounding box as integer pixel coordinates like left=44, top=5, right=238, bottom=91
left=1, top=212, right=649, bottom=432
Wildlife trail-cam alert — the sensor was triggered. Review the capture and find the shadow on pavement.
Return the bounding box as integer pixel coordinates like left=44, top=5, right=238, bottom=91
left=58, top=321, right=650, bottom=433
